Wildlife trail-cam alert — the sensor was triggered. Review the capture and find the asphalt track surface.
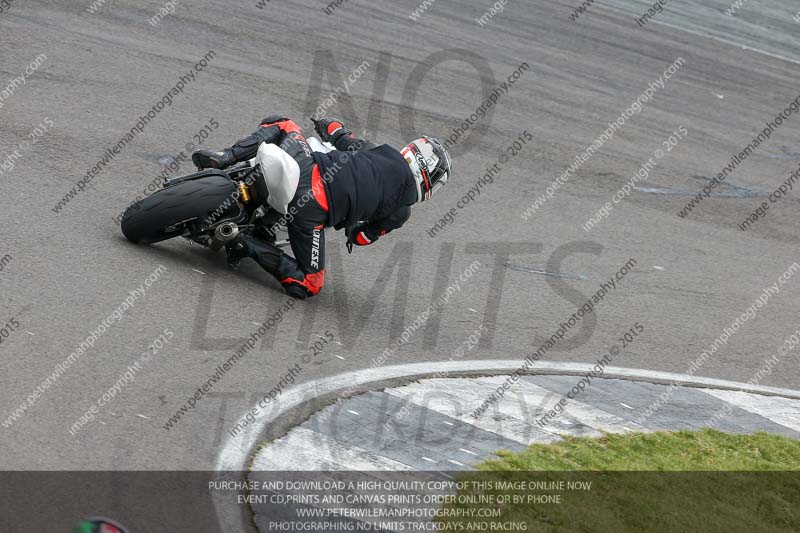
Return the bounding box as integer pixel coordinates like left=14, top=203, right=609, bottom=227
left=1, top=0, right=799, bottom=475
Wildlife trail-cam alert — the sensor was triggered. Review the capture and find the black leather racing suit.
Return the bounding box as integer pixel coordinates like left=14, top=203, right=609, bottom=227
left=248, top=117, right=417, bottom=298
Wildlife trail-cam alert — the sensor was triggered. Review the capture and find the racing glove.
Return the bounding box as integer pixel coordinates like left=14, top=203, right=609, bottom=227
left=345, top=224, right=386, bottom=253
left=312, top=117, right=351, bottom=144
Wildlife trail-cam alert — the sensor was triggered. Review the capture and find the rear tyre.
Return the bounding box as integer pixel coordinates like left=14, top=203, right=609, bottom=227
left=121, top=175, right=237, bottom=244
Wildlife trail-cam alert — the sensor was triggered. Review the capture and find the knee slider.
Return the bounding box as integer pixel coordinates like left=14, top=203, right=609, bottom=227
left=253, top=125, right=282, bottom=144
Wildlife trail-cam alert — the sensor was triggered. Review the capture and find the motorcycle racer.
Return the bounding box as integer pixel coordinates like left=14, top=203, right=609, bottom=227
left=191, top=116, right=452, bottom=300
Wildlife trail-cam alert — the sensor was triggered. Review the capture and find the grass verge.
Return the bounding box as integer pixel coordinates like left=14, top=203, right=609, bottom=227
left=436, top=430, right=800, bottom=532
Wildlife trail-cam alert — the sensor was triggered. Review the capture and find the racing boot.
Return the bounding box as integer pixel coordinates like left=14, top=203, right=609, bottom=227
left=192, top=124, right=282, bottom=170
left=191, top=149, right=235, bottom=170
left=225, top=234, right=313, bottom=299
left=225, top=234, right=281, bottom=271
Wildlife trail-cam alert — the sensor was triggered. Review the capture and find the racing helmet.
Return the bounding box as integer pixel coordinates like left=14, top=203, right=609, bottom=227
left=401, top=136, right=452, bottom=202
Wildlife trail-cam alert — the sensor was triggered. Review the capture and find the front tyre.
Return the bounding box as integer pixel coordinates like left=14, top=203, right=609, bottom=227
left=121, top=175, right=237, bottom=244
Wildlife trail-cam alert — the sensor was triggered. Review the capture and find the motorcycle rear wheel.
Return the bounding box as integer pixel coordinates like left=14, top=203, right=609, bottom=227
left=121, top=175, right=237, bottom=244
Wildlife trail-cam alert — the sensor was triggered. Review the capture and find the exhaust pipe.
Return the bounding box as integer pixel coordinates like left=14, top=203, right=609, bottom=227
left=213, top=222, right=239, bottom=245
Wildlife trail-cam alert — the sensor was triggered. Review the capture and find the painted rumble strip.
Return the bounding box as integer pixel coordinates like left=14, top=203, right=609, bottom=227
left=253, top=377, right=800, bottom=473
left=702, top=389, right=800, bottom=432
left=251, top=427, right=412, bottom=471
